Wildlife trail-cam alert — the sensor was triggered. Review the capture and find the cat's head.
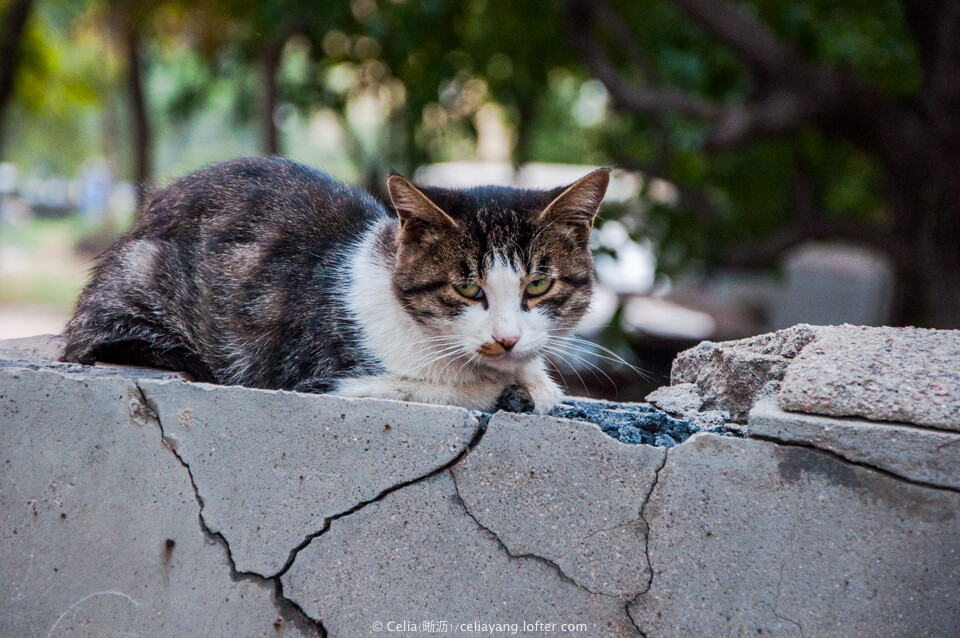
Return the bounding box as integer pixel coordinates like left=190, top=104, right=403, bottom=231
left=386, top=168, right=609, bottom=373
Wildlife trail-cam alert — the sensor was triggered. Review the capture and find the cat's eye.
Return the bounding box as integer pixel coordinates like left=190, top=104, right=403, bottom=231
left=525, top=278, right=553, bottom=297
left=453, top=282, right=484, bottom=300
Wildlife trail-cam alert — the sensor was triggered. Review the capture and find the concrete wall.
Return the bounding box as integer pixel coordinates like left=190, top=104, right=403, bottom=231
left=2, top=326, right=958, bottom=637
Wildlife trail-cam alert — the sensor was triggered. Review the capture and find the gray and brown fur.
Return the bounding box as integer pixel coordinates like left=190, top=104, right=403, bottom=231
left=62, top=157, right=607, bottom=399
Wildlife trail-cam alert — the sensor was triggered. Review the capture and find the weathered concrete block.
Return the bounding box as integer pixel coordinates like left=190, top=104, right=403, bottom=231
left=283, top=471, right=640, bottom=637
left=630, top=434, right=960, bottom=638
left=139, top=378, right=480, bottom=577
left=0, top=366, right=316, bottom=637
left=452, top=412, right=665, bottom=596
left=4, top=327, right=960, bottom=637
left=751, top=398, right=960, bottom=489
left=778, top=324, right=960, bottom=430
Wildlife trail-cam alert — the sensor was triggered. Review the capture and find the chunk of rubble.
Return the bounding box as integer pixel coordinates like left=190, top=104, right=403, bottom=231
left=670, top=324, right=821, bottom=420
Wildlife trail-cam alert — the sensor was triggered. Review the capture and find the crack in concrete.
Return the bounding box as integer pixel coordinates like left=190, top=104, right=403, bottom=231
left=553, top=519, right=646, bottom=562
left=624, top=447, right=668, bottom=638
left=448, top=469, right=622, bottom=601
left=750, top=432, right=960, bottom=494
left=272, top=418, right=487, bottom=584
left=133, top=383, right=326, bottom=637
left=760, top=601, right=806, bottom=638
left=136, top=369, right=944, bottom=638
left=766, top=474, right=805, bottom=638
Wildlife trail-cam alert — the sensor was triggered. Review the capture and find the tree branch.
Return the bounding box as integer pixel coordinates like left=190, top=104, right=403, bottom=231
left=593, top=0, right=656, bottom=82
left=566, top=0, right=836, bottom=150
left=667, top=0, right=812, bottom=82
left=566, top=0, right=720, bottom=120
left=718, top=219, right=902, bottom=268
left=124, top=25, right=151, bottom=205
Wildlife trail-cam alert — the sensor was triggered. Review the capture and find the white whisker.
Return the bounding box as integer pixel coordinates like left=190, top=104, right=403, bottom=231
left=541, top=346, right=590, bottom=392
left=544, top=344, right=616, bottom=390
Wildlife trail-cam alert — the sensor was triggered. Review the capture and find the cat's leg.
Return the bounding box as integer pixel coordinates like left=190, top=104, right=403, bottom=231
left=93, top=340, right=216, bottom=382
left=61, top=275, right=211, bottom=379
left=519, top=361, right=564, bottom=414
left=60, top=236, right=218, bottom=382
left=334, top=375, right=504, bottom=411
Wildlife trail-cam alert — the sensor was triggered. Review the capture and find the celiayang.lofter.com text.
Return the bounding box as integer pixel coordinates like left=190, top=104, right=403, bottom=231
left=378, top=620, right=591, bottom=634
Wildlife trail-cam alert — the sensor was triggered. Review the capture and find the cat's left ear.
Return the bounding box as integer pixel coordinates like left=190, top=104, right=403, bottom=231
left=539, top=168, right=610, bottom=233
left=387, top=175, right=458, bottom=239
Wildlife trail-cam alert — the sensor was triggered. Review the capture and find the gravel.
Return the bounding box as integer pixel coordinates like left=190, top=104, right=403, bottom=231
left=549, top=398, right=741, bottom=447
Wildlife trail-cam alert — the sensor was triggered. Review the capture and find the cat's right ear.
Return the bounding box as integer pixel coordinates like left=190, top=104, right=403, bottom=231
left=387, top=175, right=458, bottom=239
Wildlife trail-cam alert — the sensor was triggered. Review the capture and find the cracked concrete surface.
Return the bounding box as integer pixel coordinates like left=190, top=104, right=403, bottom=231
left=751, top=398, right=960, bottom=490
left=630, top=434, right=960, bottom=638
left=451, top=412, right=664, bottom=597
left=0, top=365, right=319, bottom=637
left=282, top=471, right=640, bottom=636
left=3, top=327, right=960, bottom=637
left=138, top=378, right=479, bottom=577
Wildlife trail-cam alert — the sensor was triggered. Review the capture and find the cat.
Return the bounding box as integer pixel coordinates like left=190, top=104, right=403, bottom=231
left=61, top=157, right=609, bottom=413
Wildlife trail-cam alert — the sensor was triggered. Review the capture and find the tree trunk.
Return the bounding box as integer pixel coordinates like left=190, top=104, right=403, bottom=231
left=261, top=41, right=282, bottom=156
left=883, top=142, right=960, bottom=328
left=917, top=179, right=960, bottom=329
left=0, top=0, right=33, bottom=158
left=513, top=100, right=535, bottom=166
left=125, top=27, right=151, bottom=207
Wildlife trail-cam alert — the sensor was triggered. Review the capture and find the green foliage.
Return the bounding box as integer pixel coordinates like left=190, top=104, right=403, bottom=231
left=7, top=0, right=921, bottom=277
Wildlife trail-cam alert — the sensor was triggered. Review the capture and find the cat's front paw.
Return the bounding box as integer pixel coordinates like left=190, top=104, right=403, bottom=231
left=526, top=378, right=564, bottom=414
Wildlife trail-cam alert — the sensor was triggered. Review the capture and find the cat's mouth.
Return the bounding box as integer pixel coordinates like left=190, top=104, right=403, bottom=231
left=475, top=342, right=535, bottom=369
left=476, top=341, right=511, bottom=358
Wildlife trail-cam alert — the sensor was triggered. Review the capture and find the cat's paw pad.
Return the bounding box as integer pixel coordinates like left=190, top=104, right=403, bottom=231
left=494, top=384, right=536, bottom=413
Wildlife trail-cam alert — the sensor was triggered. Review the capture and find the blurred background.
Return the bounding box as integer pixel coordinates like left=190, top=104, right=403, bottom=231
left=1, top=0, right=957, bottom=399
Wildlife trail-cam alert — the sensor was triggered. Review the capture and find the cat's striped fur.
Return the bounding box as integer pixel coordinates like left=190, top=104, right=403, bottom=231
left=61, top=157, right=608, bottom=412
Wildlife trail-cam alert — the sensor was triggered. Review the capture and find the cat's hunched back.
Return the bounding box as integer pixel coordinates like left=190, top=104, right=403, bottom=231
left=63, top=157, right=385, bottom=391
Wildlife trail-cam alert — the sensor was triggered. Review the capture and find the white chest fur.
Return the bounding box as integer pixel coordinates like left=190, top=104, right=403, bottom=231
left=335, top=224, right=562, bottom=412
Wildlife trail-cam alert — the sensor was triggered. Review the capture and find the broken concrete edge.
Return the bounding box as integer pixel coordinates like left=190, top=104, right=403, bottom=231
left=128, top=381, right=327, bottom=636
left=666, top=323, right=823, bottom=423
left=2, top=334, right=742, bottom=452
left=749, top=398, right=960, bottom=493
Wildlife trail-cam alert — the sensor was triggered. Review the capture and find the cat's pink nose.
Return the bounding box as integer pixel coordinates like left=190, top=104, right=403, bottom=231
left=494, top=336, right=519, bottom=351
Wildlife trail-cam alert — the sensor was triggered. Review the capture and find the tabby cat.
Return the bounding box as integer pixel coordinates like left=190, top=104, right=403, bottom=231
left=61, top=157, right=609, bottom=413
